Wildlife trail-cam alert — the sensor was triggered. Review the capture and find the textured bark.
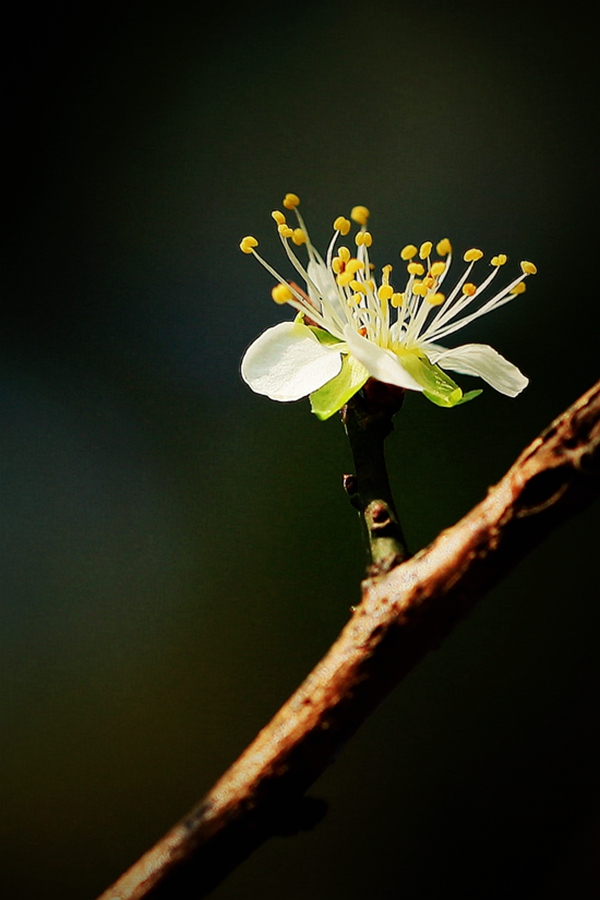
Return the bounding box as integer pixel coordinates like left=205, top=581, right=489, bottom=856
left=98, top=380, right=600, bottom=900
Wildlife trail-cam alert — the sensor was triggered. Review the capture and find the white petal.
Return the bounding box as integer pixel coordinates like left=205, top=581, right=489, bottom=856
left=241, top=321, right=343, bottom=401
left=343, top=326, right=424, bottom=392
left=431, top=343, right=528, bottom=397
left=307, top=259, right=345, bottom=318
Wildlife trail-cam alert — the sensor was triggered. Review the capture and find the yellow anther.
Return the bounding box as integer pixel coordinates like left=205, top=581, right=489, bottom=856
left=346, top=258, right=364, bottom=275
left=332, top=250, right=350, bottom=273
left=378, top=284, right=394, bottom=302
left=271, top=210, right=286, bottom=225
left=283, top=193, right=300, bottom=210
left=333, top=216, right=351, bottom=235
left=391, top=292, right=404, bottom=308
left=292, top=228, right=307, bottom=246
left=491, top=254, right=507, bottom=267
left=355, top=231, right=373, bottom=247
left=419, top=241, right=433, bottom=259
left=436, top=238, right=452, bottom=256
left=278, top=223, right=294, bottom=238
left=407, top=261, right=425, bottom=276
left=510, top=281, right=527, bottom=295
left=423, top=276, right=435, bottom=289
left=400, top=244, right=418, bottom=260
left=271, top=283, right=293, bottom=304
left=412, top=282, right=427, bottom=296
left=520, top=260, right=537, bottom=275
left=348, top=293, right=362, bottom=307
left=350, top=205, right=370, bottom=226
left=336, top=271, right=354, bottom=288
left=463, top=248, right=484, bottom=262
left=349, top=280, right=366, bottom=294
left=240, top=235, right=258, bottom=254
left=430, top=261, right=446, bottom=277
left=462, top=282, right=477, bottom=296
left=427, top=292, right=445, bottom=306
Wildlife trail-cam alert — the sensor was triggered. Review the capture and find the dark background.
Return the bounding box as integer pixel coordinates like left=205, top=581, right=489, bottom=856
left=2, top=2, right=598, bottom=898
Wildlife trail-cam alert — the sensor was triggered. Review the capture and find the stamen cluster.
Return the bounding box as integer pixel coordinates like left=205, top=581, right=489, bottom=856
left=240, top=194, right=536, bottom=356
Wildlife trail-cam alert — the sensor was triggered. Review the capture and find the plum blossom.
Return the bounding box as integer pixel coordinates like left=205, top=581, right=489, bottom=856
left=240, top=194, right=536, bottom=419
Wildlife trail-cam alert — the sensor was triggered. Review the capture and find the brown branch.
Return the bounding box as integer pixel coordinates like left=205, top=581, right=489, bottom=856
left=98, top=380, right=600, bottom=900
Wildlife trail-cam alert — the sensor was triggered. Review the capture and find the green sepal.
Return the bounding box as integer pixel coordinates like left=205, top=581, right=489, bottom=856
left=455, top=389, right=483, bottom=406
left=310, top=354, right=369, bottom=420
left=308, top=325, right=343, bottom=347
left=293, top=313, right=342, bottom=347
left=422, top=385, right=482, bottom=408
left=396, top=349, right=471, bottom=409
left=422, top=388, right=460, bottom=407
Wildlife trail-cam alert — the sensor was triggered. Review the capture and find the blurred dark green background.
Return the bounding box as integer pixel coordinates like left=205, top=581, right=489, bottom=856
left=2, top=2, right=598, bottom=897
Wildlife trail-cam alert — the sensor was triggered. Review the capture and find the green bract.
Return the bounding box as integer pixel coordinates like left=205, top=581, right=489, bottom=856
left=310, top=353, right=370, bottom=420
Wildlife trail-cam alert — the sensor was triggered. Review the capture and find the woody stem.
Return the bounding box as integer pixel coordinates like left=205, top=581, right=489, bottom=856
left=341, top=381, right=410, bottom=573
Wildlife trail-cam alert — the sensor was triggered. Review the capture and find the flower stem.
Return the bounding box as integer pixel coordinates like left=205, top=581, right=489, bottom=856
left=341, top=380, right=410, bottom=573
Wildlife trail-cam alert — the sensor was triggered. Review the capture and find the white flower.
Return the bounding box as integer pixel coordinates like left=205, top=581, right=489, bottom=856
left=240, top=194, right=536, bottom=419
